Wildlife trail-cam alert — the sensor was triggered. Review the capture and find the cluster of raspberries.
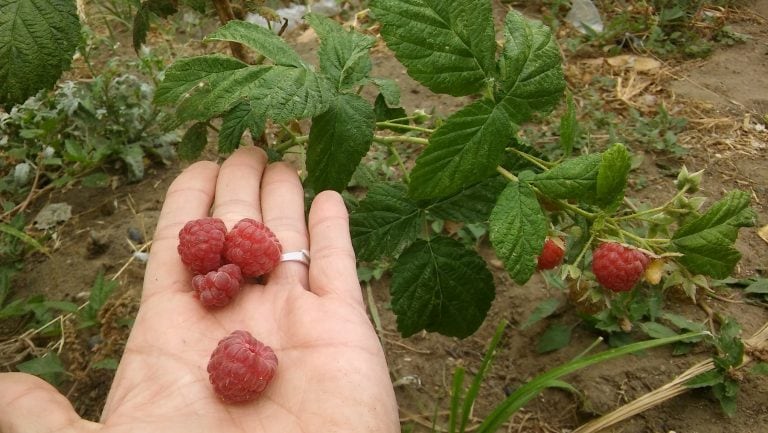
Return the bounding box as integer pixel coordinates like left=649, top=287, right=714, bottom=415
left=177, top=217, right=282, bottom=404
left=178, top=217, right=282, bottom=308
left=536, top=237, right=652, bottom=293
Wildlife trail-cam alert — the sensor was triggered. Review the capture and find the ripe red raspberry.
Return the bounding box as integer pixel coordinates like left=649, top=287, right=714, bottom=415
left=224, top=218, right=282, bottom=278
left=537, top=237, right=565, bottom=270
left=178, top=217, right=227, bottom=274
left=192, top=264, right=244, bottom=308
left=592, top=242, right=650, bottom=292
left=207, top=330, right=278, bottom=403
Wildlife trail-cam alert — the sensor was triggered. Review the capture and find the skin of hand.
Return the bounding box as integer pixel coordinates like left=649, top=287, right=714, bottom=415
left=0, top=147, right=400, bottom=433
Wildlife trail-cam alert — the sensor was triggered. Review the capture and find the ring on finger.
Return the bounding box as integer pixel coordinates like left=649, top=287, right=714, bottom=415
left=280, top=249, right=310, bottom=266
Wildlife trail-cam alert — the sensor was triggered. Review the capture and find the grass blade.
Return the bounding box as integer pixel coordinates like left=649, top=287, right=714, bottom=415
left=459, top=320, right=507, bottom=432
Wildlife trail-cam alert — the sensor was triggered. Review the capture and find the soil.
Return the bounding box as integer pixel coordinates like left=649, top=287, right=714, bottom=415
left=2, top=1, right=768, bottom=432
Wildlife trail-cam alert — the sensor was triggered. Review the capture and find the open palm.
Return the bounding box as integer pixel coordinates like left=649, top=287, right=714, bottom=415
left=0, top=148, right=400, bottom=433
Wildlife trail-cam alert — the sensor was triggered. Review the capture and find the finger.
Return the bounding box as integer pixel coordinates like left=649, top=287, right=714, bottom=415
left=260, top=162, right=309, bottom=288
left=307, top=191, right=363, bottom=305
left=0, top=373, right=98, bottom=432
left=212, top=146, right=268, bottom=228
left=143, top=160, right=219, bottom=300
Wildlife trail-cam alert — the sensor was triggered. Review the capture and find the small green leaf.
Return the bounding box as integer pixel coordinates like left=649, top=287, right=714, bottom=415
left=752, top=362, right=768, bottom=376
left=350, top=182, right=423, bottom=262
left=17, top=352, right=66, bottom=385
left=532, top=153, right=601, bottom=200
left=205, top=20, right=304, bottom=67
left=369, top=77, right=401, bottom=106
left=520, top=298, right=560, bottom=330
left=672, top=191, right=755, bottom=278
left=132, top=5, right=152, bottom=52
left=307, top=93, right=375, bottom=192
left=178, top=122, right=208, bottom=161
left=370, top=0, right=496, bottom=96
left=744, top=278, right=768, bottom=294
left=92, top=358, right=119, bottom=370
left=497, top=10, right=565, bottom=125
left=425, top=176, right=506, bottom=223
left=144, top=0, right=177, bottom=16
left=409, top=99, right=514, bottom=199
left=536, top=323, right=572, bottom=353
left=305, top=13, right=375, bottom=90
left=662, top=312, right=706, bottom=333
left=373, top=93, right=408, bottom=131
left=685, top=370, right=724, bottom=388
left=713, top=380, right=739, bottom=417
left=180, top=0, right=204, bottom=13
left=559, top=92, right=577, bottom=157
left=120, top=144, right=145, bottom=180
left=78, top=271, right=117, bottom=328
left=218, top=101, right=265, bottom=154
left=489, top=182, right=548, bottom=284
left=639, top=322, right=678, bottom=339
left=81, top=172, right=111, bottom=188
left=390, top=237, right=495, bottom=338
left=596, top=143, right=631, bottom=211
left=0, top=222, right=45, bottom=253
left=0, top=0, right=81, bottom=105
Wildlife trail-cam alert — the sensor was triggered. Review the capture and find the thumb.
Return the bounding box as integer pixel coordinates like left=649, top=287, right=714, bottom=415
left=0, top=372, right=100, bottom=433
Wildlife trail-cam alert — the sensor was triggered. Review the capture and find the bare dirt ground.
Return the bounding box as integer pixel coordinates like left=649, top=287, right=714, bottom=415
left=2, top=1, right=768, bottom=431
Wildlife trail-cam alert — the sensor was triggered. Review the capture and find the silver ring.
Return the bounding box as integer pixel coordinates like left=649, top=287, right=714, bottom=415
left=280, top=249, right=310, bottom=266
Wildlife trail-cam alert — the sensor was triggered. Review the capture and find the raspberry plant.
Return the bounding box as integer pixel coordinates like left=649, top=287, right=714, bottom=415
left=152, top=0, right=755, bottom=339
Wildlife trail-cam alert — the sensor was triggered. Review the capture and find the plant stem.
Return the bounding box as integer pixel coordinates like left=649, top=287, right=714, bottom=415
left=373, top=135, right=429, bottom=146
left=211, top=0, right=249, bottom=63
left=384, top=142, right=411, bottom=184
left=273, top=135, right=309, bottom=153
left=614, top=185, right=690, bottom=222
left=507, top=147, right=553, bottom=170
left=376, top=121, right=434, bottom=134
left=496, top=165, right=518, bottom=182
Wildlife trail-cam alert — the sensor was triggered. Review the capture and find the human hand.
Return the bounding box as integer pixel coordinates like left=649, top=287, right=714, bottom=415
left=0, top=147, right=400, bottom=433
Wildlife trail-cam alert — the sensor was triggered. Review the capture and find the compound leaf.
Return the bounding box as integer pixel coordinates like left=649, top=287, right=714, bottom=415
left=497, top=10, right=565, bottom=125
left=0, top=0, right=81, bottom=106
left=205, top=20, right=304, bottom=67
left=305, top=13, right=375, bottom=91
left=672, top=191, right=755, bottom=278
left=307, top=93, right=375, bottom=192
left=489, top=182, right=547, bottom=284
left=350, top=182, right=422, bottom=262
left=409, top=99, right=514, bottom=199
left=370, top=0, right=496, bottom=96
left=532, top=153, right=601, bottom=200
left=390, top=237, right=495, bottom=338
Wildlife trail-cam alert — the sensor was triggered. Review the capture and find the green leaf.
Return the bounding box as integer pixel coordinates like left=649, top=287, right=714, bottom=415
left=559, top=92, right=577, bottom=157
left=713, top=380, right=739, bottom=417
left=536, top=323, right=572, bottom=353
left=370, top=0, right=496, bottom=96
left=520, top=298, right=560, bottom=330
left=532, top=153, right=601, bottom=200
left=715, top=318, right=743, bottom=369
left=425, top=176, right=506, bottom=223
left=78, top=271, right=117, bottom=328
left=596, top=143, right=631, bottom=210
left=218, top=101, right=265, bottom=154
left=307, top=93, right=375, bottom=192
left=205, top=20, right=304, bottom=67
left=409, top=99, right=514, bottom=199
left=120, top=144, right=145, bottom=180
left=744, top=279, right=768, bottom=294
left=180, top=0, right=204, bottom=13
left=305, top=13, right=375, bottom=90
left=489, top=182, right=547, bottom=284
left=350, top=182, right=423, bottom=262
left=0, top=0, right=81, bottom=106
left=92, top=358, right=119, bottom=370
left=17, top=352, right=66, bottom=385
left=685, top=369, right=724, bottom=388
left=373, top=94, right=408, bottom=131
left=178, top=122, right=208, bottom=161
left=144, top=0, right=177, bottom=16
left=156, top=55, right=333, bottom=125
left=369, top=77, right=401, bottom=106
left=496, top=10, right=565, bottom=125
left=640, top=322, right=678, bottom=339
left=662, top=312, right=706, bottom=333
left=751, top=362, right=768, bottom=376
left=390, top=237, right=495, bottom=338
left=132, top=5, right=152, bottom=52
left=0, top=222, right=45, bottom=253
left=672, top=191, right=755, bottom=278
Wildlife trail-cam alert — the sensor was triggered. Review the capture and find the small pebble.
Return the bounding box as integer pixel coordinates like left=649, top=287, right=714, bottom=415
left=127, top=227, right=145, bottom=244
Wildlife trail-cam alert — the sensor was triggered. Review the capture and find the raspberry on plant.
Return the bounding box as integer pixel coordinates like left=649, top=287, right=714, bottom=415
left=178, top=217, right=227, bottom=274
left=193, top=264, right=244, bottom=308
left=207, top=330, right=278, bottom=403
left=537, top=237, right=565, bottom=270
left=224, top=218, right=282, bottom=278
left=592, top=242, right=650, bottom=292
